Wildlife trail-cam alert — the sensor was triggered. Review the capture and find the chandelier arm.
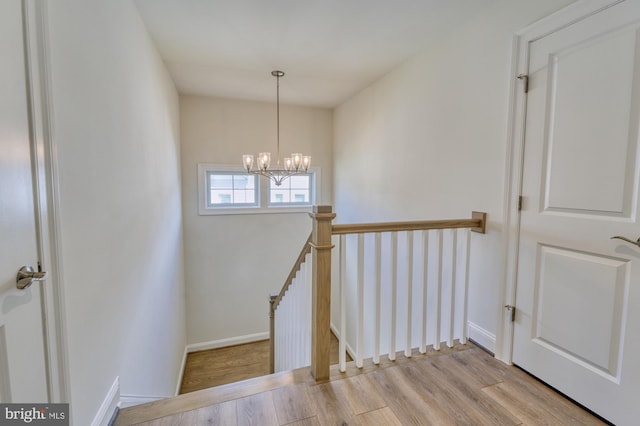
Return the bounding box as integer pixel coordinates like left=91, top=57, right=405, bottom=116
left=248, top=167, right=295, bottom=186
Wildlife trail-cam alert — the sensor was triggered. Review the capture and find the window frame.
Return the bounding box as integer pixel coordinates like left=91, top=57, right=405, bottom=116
left=197, top=163, right=320, bottom=216
left=206, top=170, right=260, bottom=209
left=267, top=172, right=315, bottom=208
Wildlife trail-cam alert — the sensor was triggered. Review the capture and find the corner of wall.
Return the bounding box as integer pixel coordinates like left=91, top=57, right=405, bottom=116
left=174, top=345, right=189, bottom=396
left=91, top=377, right=120, bottom=426
left=330, top=322, right=356, bottom=361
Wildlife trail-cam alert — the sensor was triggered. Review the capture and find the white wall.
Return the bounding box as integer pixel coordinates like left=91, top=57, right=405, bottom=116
left=333, top=0, right=575, bottom=353
left=46, top=1, right=186, bottom=424
left=180, top=95, right=332, bottom=345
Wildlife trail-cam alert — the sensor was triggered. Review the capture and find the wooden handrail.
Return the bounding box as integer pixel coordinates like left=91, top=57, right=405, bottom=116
left=332, top=211, right=486, bottom=235
left=271, top=233, right=312, bottom=311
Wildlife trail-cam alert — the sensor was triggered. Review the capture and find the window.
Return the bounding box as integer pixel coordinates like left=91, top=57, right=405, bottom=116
left=269, top=174, right=312, bottom=207
left=207, top=172, right=258, bottom=208
left=198, top=164, right=320, bottom=215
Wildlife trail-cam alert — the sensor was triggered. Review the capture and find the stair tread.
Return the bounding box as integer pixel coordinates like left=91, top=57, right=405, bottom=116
left=115, top=367, right=312, bottom=425
left=116, top=342, right=471, bottom=425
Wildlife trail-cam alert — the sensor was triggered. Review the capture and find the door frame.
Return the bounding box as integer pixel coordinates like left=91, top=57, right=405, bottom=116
left=497, top=0, right=627, bottom=363
left=21, top=0, right=70, bottom=403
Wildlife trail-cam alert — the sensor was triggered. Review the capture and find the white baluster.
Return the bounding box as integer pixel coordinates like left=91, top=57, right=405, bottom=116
left=461, top=229, right=471, bottom=344
left=279, top=297, right=285, bottom=371
left=356, top=233, right=364, bottom=368
left=286, top=278, right=300, bottom=370
left=420, top=230, right=429, bottom=354
left=279, top=308, right=283, bottom=372
left=435, top=229, right=443, bottom=351
left=288, top=285, right=292, bottom=366
left=339, top=234, right=347, bottom=372
left=374, top=232, right=382, bottom=364
left=288, top=281, right=293, bottom=368
left=448, top=229, right=458, bottom=348
left=305, top=252, right=312, bottom=364
left=390, top=232, right=398, bottom=361
left=302, top=258, right=307, bottom=366
left=281, top=307, right=284, bottom=371
left=297, top=261, right=302, bottom=367
left=406, top=231, right=414, bottom=357
left=283, top=287, right=289, bottom=370
left=278, top=297, right=283, bottom=371
left=275, top=308, right=279, bottom=372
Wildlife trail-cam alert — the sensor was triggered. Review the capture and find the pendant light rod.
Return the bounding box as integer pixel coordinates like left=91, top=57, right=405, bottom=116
left=272, top=70, right=284, bottom=165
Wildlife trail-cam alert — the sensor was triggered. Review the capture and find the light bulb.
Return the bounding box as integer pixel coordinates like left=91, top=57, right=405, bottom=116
left=242, top=154, right=254, bottom=171
left=292, top=153, right=302, bottom=170
left=302, top=156, right=311, bottom=171
left=258, top=152, right=271, bottom=171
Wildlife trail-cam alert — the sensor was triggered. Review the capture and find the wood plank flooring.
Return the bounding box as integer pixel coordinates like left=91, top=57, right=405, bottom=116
left=116, top=342, right=607, bottom=425
left=180, top=334, right=347, bottom=394
left=180, top=341, right=271, bottom=394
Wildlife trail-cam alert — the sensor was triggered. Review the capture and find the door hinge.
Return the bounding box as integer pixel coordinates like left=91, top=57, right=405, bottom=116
left=517, top=74, right=529, bottom=93
left=505, top=305, right=516, bottom=322
left=518, top=195, right=523, bottom=211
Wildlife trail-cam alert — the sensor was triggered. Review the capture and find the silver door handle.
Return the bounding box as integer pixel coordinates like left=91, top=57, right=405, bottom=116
left=610, top=235, right=640, bottom=248
left=16, top=265, right=47, bottom=290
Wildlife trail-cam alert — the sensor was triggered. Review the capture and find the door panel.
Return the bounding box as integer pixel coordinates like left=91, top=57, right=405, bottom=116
left=0, top=0, right=48, bottom=402
left=514, top=2, right=640, bottom=425
left=542, top=26, right=640, bottom=216
left=533, top=245, right=627, bottom=378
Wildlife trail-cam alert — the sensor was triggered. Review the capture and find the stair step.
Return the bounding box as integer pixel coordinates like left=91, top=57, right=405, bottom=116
left=116, top=342, right=471, bottom=425
left=114, top=367, right=312, bottom=425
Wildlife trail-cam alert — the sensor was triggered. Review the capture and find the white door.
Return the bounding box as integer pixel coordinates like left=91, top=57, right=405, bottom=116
left=513, top=2, right=640, bottom=425
left=0, top=0, right=49, bottom=402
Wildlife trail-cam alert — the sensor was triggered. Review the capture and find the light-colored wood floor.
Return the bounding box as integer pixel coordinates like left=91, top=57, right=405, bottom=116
left=180, top=334, right=347, bottom=394
left=116, top=342, right=607, bottom=425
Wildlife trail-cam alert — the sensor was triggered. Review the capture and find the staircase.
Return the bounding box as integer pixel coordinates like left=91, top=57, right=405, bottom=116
left=114, top=207, right=606, bottom=425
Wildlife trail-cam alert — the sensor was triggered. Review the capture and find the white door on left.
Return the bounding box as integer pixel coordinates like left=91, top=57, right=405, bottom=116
left=0, top=0, right=49, bottom=402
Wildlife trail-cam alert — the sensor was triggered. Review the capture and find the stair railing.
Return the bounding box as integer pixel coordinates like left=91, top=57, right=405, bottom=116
left=270, top=205, right=486, bottom=381
left=269, top=233, right=312, bottom=373
left=332, top=211, right=486, bottom=374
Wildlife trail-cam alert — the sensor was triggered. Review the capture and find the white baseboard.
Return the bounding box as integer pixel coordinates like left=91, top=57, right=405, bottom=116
left=175, top=345, right=188, bottom=396
left=467, top=321, right=496, bottom=354
left=91, top=376, right=120, bottom=426
left=119, top=394, right=167, bottom=409
left=330, top=323, right=356, bottom=361
left=186, top=331, right=270, bottom=353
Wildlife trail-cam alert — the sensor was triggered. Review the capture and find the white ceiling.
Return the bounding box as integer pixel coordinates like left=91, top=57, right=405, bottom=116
left=134, top=0, right=497, bottom=108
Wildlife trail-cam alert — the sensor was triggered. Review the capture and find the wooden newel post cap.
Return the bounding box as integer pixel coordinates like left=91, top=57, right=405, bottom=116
left=313, top=205, right=333, bottom=214
left=309, top=205, right=336, bottom=221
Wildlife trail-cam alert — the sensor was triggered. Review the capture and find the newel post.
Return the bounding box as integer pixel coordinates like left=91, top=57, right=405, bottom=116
left=269, top=293, right=277, bottom=374
left=310, top=205, right=336, bottom=381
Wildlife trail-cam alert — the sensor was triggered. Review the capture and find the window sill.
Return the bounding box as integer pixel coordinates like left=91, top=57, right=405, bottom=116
left=198, top=206, right=313, bottom=216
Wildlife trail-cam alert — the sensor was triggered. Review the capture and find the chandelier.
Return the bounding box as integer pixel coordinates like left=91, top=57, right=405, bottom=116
left=242, top=71, right=310, bottom=186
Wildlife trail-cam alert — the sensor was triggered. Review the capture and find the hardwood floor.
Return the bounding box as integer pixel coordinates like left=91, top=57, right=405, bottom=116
left=180, top=340, right=271, bottom=394
left=180, top=334, right=347, bottom=394
left=116, top=342, right=607, bottom=425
